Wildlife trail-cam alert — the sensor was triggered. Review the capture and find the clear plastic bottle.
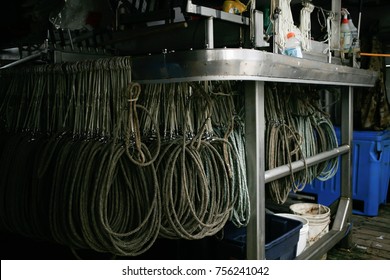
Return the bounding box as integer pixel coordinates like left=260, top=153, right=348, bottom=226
left=283, top=32, right=303, bottom=58
left=340, top=15, right=352, bottom=52
left=348, top=18, right=359, bottom=50
left=348, top=18, right=358, bottom=41
left=348, top=17, right=360, bottom=67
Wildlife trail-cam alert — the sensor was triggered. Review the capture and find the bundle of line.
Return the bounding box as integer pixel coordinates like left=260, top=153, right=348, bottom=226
left=265, top=83, right=339, bottom=204
left=0, top=60, right=249, bottom=257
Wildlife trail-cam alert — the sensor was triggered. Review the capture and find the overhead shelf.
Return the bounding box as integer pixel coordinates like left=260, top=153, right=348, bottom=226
left=185, top=1, right=250, bottom=25
left=131, top=48, right=378, bottom=87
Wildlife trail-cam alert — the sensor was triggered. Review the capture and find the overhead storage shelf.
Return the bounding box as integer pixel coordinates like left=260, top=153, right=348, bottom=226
left=131, top=48, right=378, bottom=87
left=185, top=2, right=250, bottom=25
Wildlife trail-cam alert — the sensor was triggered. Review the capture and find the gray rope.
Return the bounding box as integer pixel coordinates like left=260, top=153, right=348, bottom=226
left=265, top=84, right=339, bottom=204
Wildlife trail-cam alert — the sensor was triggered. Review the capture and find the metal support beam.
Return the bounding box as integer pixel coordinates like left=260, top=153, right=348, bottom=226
left=205, top=17, right=214, bottom=49
left=245, top=81, right=265, bottom=260
left=295, top=229, right=348, bottom=260
left=186, top=0, right=250, bottom=25
left=333, top=86, right=353, bottom=231
left=264, top=145, right=350, bottom=184
left=0, top=52, right=41, bottom=70
left=253, top=10, right=269, bottom=48
left=331, top=0, right=341, bottom=51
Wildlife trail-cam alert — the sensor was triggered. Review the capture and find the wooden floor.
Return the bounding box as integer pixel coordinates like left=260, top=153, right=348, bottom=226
left=327, top=203, right=390, bottom=260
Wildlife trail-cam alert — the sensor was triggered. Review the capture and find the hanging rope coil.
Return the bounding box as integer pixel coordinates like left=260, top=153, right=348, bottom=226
left=207, top=82, right=249, bottom=227
left=265, top=84, right=307, bottom=204
left=124, top=82, right=160, bottom=166
left=0, top=59, right=251, bottom=257
left=156, top=138, right=233, bottom=239
left=265, top=83, right=339, bottom=204
left=149, top=82, right=245, bottom=238
left=139, top=82, right=250, bottom=230
left=0, top=57, right=133, bottom=137
left=0, top=57, right=165, bottom=257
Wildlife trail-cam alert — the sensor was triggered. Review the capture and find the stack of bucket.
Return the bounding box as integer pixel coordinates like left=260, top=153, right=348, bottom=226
left=290, top=203, right=331, bottom=247
left=282, top=203, right=331, bottom=259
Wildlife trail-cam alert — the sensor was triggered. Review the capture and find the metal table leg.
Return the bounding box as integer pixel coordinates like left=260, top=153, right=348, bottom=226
left=245, top=81, right=266, bottom=260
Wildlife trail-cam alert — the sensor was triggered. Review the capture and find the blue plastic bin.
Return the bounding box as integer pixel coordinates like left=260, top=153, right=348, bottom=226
left=300, top=128, right=390, bottom=216
left=216, top=214, right=302, bottom=260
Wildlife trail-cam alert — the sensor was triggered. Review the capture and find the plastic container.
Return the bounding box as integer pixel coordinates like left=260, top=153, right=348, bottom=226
left=289, top=203, right=330, bottom=246
left=348, top=18, right=358, bottom=41
left=300, top=128, right=390, bottom=216
left=275, top=213, right=309, bottom=256
left=340, top=15, right=352, bottom=52
left=216, top=213, right=302, bottom=260
left=222, top=0, right=247, bottom=14
left=283, top=32, right=303, bottom=58
left=348, top=18, right=359, bottom=53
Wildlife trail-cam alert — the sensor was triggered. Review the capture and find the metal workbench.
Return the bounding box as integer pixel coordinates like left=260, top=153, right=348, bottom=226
left=131, top=48, right=378, bottom=260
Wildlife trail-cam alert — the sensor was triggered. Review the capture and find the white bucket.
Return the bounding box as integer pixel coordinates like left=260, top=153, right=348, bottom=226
left=289, top=203, right=330, bottom=246
left=275, top=213, right=309, bottom=256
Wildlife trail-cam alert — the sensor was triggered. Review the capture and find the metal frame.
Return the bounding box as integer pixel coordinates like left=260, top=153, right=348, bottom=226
left=186, top=0, right=250, bottom=25
left=0, top=1, right=373, bottom=260
left=295, top=86, right=354, bottom=259
left=132, top=48, right=376, bottom=260
left=132, top=49, right=377, bottom=86
left=245, top=81, right=266, bottom=259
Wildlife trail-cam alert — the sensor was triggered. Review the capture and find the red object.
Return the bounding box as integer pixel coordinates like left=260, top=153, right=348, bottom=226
left=287, top=32, right=295, bottom=39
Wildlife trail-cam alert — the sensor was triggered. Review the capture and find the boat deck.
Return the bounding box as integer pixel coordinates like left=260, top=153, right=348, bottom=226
left=327, top=203, right=390, bottom=260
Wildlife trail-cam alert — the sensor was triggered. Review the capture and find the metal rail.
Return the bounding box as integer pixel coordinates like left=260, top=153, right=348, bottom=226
left=0, top=52, right=42, bottom=70
left=265, top=145, right=350, bottom=184
left=186, top=0, right=250, bottom=25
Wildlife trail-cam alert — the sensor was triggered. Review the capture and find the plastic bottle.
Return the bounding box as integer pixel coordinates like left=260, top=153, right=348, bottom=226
left=348, top=18, right=358, bottom=41
left=348, top=17, right=359, bottom=49
left=283, top=32, right=303, bottom=58
left=340, top=14, right=352, bottom=52
left=348, top=17, right=360, bottom=67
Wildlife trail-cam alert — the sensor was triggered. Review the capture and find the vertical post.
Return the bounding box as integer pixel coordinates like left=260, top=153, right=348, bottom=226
left=205, top=17, right=214, bottom=49
left=273, top=13, right=279, bottom=54
left=249, top=0, right=256, bottom=46
left=253, top=11, right=269, bottom=48
left=333, top=86, right=353, bottom=231
left=245, top=81, right=266, bottom=260
left=331, top=0, right=341, bottom=51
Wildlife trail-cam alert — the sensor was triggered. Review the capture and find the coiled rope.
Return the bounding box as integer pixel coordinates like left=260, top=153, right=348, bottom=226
left=0, top=60, right=251, bottom=257
left=265, top=83, right=339, bottom=204
left=148, top=82, right=241, bottom=238
left=0, top=58, right=163, bottom=256
left=139, top=81, right=249, bottom=232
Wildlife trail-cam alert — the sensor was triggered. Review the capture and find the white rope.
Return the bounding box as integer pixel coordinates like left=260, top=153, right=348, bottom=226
left=274, top=0, right=302, bottom=53
left=299, top=2, right=314, bottom=51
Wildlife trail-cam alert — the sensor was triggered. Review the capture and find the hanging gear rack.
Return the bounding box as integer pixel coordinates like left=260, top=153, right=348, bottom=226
left=130, top=47, right=377, bottom=260
left=0, top=0, right=381, bottom=261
